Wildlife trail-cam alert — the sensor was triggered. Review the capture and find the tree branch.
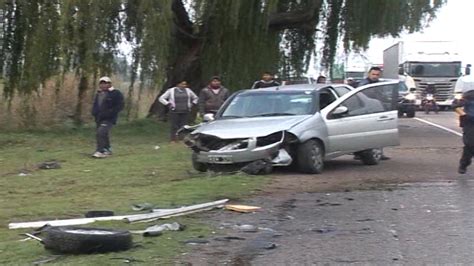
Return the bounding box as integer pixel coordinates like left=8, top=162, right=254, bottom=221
left=269, top=0, right=322, bottom=30
left=172, top=0, right=196, bottom=39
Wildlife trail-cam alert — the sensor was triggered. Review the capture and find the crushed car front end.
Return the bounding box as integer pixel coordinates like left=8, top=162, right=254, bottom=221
left=187, top=131, right=297, bottom=166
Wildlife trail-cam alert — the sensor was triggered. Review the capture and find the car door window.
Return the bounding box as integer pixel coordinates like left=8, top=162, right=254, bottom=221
left=319, top=88, right=338, bottom=110
left=334, top=86, right=351, bottom=97
left=361, top=84, right=398, bottom=111
left=329, top=83, right=398, bottom=118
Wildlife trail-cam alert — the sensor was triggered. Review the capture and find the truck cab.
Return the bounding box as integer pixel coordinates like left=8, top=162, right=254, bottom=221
left=383, top=41, right=462, bottom=110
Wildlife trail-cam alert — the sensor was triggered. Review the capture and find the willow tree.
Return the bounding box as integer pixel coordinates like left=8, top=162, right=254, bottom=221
left=147, top=0, right=446, bottom=116
left=0, top=0, right=446, bottom=123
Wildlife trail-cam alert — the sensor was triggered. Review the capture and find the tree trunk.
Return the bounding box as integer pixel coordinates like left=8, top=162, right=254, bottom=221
left=147, top=0, right=203, bottom=119
left=73, top=74, right=89, bottom=126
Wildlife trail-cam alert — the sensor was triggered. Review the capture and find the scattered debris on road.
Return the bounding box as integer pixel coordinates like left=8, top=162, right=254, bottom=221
left=131, top=203, right=155, bottom=211
left=130, top=222, right=185, bottom=237
left=9, top=199, right=229, bottom=229
left=37, top=160, right=61, bottom=170
left=224, top=204, right=261, bottom=213
left=84, top=210, right=114, bottom=218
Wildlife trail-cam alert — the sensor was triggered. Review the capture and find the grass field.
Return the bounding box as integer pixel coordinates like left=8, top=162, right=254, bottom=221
left=0, top=119, right=268, bottom=265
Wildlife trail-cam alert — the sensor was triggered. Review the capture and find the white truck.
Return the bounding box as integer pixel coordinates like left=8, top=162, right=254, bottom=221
left=344, top=53, right=371, bottom=82
left=383, top=41, right=462, bottom=109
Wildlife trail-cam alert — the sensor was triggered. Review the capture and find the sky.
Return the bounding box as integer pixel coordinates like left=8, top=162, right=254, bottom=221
left=365, top=0, right=474, bottom=66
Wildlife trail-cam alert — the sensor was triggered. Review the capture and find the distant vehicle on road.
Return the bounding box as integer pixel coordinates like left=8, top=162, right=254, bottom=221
left=383, top=41, right=462, bottom=110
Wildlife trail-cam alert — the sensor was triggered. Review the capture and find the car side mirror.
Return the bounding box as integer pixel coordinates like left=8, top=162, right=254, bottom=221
left=203, top=113, right=215, bottom=122
left=332, top=106, right=348, bottom=116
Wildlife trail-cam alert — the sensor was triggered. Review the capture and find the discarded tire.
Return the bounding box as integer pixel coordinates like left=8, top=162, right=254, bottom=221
left=43, top=227, right=132, bottom=254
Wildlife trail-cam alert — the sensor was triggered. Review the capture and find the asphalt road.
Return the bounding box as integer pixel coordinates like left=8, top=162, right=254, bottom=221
left=180, top=111, right=474, bottom=265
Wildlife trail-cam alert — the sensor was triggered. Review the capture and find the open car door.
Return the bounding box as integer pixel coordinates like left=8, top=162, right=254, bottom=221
left=321, top=81, right=400, bottom=155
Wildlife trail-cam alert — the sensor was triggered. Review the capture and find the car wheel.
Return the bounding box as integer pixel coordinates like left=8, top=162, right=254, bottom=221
left=406, top=109, right=415, bottom=118
left=43, top=227, right=132, bottom=254
left=192, top=152, right=208, bottom=172
left=359, top=148, right=382, bottom=165
left=297, top=139, right=324, bottom=174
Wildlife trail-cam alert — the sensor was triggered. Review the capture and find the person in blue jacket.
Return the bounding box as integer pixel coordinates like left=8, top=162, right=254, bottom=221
left=91, top=76, right=124, bottom=158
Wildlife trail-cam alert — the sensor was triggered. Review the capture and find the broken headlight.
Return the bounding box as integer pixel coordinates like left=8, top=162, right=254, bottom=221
left=256, top=131, right=284, bottom=147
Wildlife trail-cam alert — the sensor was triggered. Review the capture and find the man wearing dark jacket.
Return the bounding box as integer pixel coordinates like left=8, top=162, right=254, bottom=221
left=454, top=90, right=474, bottom=174
left=251, top=72, right=280, bottom=89
left=91, top=76, right=124, bottom=158
left=355, top=66, right=390, bottom=160
left=357, top=66, right=382, bottom=87
left=199, top=76, right=230, bottom=116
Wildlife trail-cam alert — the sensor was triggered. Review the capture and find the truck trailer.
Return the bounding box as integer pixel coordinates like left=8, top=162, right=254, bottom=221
left=382, top=41, right=462, bottom=109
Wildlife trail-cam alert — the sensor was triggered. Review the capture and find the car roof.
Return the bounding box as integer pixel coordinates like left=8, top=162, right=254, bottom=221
left=239, top=84, right=332, bottom=95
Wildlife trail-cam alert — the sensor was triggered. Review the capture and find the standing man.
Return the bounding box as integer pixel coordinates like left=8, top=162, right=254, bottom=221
left=454, top=89, right=474, bottom=174
left=356, top=66, right=390, bottom=160
left=199, top=76, right=230, bottom=116
left=159, top=80, right=198, bottom=142
left=251, top=71, right=280, bottom=89
left=91, top=76, right=124, bottom=158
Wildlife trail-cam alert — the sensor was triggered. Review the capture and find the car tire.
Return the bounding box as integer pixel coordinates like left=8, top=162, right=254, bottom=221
left=43, top=227, right=132, bottom=254
left=296, top=139, right=324, bottom=174
left=358, top=148, right=382, bottom=165
left=406, top=109, right=415, bottom=118
left=192, top=152, right=208, bottom=172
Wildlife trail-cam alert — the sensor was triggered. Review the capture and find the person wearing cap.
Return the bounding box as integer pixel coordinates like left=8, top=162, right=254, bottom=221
left=251, top=72, right=280, bottom=89
left=198, top=76, right=230, bottom=116
left=159, top=80, right=198, bottom=142
left=91, top=76, right=124, bottom=158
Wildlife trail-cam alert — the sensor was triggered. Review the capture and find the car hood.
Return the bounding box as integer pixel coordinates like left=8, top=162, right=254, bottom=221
left=193, top=115, right=311, bottom=139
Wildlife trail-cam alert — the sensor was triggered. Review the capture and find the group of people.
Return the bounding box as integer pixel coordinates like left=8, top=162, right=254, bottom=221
left=158, top=76, right=230, bottom=142
left=90, top=69, right=474, bottom=176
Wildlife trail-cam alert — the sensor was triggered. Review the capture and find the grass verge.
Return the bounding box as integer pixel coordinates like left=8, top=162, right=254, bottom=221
left=0, top=119, right=269, bottom=265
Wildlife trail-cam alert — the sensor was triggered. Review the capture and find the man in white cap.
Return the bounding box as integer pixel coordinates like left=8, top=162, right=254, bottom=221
left=91, top=76, right=124, bottom=158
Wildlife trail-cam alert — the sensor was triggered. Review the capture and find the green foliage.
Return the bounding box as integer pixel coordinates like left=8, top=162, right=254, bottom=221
left=0, top=0, right=447, bottom=97
left=197, top=0, right=281, bottom=89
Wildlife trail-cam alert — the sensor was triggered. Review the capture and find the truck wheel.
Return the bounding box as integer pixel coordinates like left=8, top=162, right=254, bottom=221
left=296, top=139, right=324, bottom=174
left=43, top=227, right=132, bottom=254
left=397, top=110, right=404, bottom=118
left=358, top=148, right=382, bottom=165
left=406, top=109, right=415, bottom=118
left=192, top=152, right=208, bottom=172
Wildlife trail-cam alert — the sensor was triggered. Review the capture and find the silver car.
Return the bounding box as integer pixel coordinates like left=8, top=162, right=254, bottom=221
left=186, top=81, right=400, bottom=174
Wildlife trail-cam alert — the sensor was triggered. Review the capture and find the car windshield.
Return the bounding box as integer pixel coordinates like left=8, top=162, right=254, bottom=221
left=221, top=91, right=316, bottom=118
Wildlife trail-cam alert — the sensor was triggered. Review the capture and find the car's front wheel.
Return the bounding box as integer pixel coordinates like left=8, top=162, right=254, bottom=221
left=358, top=148, right=382, bottom=165
left=296, top=139, right=324, bottom=174
left=192, top=152, right=208, bottom=172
